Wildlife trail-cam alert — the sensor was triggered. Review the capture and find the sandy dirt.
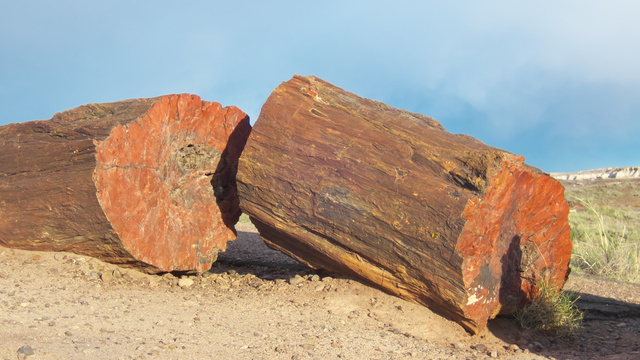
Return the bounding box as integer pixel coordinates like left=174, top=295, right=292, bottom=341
left=1, top=222, right=639, bottom=360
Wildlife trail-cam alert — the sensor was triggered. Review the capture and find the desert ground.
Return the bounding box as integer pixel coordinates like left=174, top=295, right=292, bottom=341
left=1, top=218, right=639, bottom=360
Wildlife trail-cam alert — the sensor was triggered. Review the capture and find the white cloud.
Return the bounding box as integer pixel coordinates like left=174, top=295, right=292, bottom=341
left=0, top=1, right=638, bottom=170
left=381, top=1, right=640, bottom=139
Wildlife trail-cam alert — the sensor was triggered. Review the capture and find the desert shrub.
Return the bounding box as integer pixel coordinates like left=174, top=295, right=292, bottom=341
left=515, top=280, right=583, bottom=337
left=569, top=197, right=640, bottom=283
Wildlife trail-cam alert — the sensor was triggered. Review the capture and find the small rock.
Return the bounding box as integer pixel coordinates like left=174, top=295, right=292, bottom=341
left=100, top=271, right=114, bottom=283
left=73, top=257, right=88, bottom=265
left=112, top=269, right=123, bottom=279
left=490, top=350, right=498, bottom=358
left=616, top=322, right=627, bottom=327
left=309, top=274, right=320, bottom=282
left=474, top=344, right=488, bottom=353
left=289, top=275, right=305, bottom=286
left=178, top=277, right=195, bottom=288
left=452, top=342, right=466, bottom=350
left=17, top=345, right=34, bottom=359
left=507, top=344, right=520, bottom=352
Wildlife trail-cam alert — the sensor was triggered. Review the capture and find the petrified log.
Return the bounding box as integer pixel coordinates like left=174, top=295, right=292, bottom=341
left=0, top=94, right=250, bottom=273
left=237, top=75, right=572, bottom=334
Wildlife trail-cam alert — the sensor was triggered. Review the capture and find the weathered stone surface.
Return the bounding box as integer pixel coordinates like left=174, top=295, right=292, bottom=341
left=237, top=75, right=572, bottom=334
left=0, top=94, right=250, bottom=273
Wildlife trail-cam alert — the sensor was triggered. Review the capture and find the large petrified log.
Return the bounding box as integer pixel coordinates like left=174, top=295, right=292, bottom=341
left=0, top=94, right=250, bottom=273
left=237, top=75, right=572, bottom=333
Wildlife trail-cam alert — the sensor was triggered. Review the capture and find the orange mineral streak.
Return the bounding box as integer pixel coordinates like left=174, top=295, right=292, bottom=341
left=93, top=94, right=248, bottom=272
left=456, top=157, right=572, bottom=331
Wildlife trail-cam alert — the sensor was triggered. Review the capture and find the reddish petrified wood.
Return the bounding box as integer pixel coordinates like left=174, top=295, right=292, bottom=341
left=237, top=75, right=571, bottom=334
left=0, top=94, right=250, bottom=273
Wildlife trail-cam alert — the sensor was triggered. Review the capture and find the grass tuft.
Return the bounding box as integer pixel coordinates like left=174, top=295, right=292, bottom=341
left=515, top=280, right=583, bottom=337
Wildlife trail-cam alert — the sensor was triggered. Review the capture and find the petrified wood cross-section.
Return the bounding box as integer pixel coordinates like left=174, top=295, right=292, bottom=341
left=237, top=75, right=571, bottom=333
left=0, top=94, right=250, bottom=273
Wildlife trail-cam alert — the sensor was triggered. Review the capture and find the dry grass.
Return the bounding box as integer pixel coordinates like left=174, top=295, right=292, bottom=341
left=515, top=280, right=583, bottom=337
left=237, top=213, right=253, bottom=224
left=568, top=196, right=640, bottom=283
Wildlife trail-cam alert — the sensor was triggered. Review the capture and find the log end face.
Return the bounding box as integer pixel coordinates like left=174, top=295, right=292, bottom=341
left=94, top=94, right=251, bottom=273
left=457, top=159, right=572, bottom=332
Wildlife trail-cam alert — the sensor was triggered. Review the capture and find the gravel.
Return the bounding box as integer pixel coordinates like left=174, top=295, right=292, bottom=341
left=1, top=224, right=638, bottom=359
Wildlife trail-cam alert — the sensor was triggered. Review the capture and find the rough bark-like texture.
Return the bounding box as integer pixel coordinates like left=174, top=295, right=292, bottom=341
left=0, top=94, right=250, bottom=273
left=237, top=75, right=572, bottom=334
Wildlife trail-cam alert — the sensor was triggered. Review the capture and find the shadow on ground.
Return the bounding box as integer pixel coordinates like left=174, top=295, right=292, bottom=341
left=218, top=228, right=640, bottom=359
left=487, top=288, right=640, bottom=359
left=210, top=231, right=314, bottom=280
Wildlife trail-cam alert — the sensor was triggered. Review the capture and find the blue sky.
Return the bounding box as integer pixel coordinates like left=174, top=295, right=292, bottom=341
left=1, top=1, right=638, bottom=172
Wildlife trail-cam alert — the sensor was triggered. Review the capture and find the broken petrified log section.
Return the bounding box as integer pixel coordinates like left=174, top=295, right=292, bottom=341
left=237, top=75, right=572, bottom=334
left=0, top=94, right=250, bottom=273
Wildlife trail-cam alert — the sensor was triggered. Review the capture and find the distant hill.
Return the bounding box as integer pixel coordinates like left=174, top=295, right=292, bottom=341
left=551, top=166, right=640, bottom=181
left=552, top=166, right=640, bottom=212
